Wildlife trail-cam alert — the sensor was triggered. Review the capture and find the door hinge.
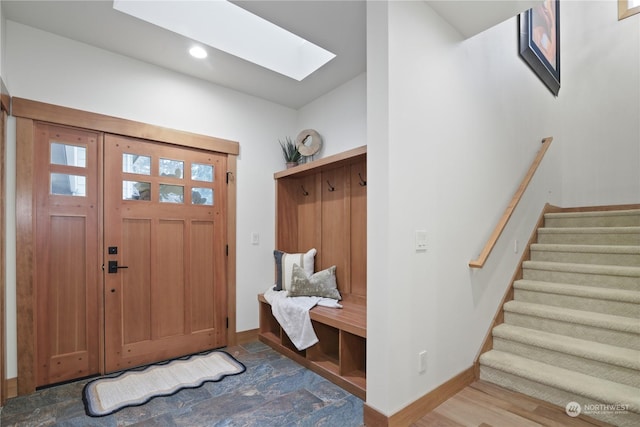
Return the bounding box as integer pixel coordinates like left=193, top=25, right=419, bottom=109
left=226, top=317, right=229, bottom=329
left=226, top=244, right=229, bottom=256
left=226, top=171, right=233, bottom=184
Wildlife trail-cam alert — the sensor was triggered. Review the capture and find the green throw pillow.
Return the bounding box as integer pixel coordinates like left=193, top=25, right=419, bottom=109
left=288, top=264, right=341, bottom=300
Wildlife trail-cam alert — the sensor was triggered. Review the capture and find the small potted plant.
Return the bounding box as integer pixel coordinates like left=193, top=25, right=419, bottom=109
left=279, top=137, right=302, bottom=168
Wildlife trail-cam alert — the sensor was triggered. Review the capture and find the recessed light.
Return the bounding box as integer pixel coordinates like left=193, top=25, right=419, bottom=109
left=189, top=46, right=207, bottom=59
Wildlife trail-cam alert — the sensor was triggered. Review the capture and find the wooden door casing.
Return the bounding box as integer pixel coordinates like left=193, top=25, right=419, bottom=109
left=34, top=123, right=101, bottom=387
left=103, top=134, right=227, bottom=372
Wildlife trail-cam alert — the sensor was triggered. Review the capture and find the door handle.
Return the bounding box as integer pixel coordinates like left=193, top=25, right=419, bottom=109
left=107, top=260, right=129, bottom=274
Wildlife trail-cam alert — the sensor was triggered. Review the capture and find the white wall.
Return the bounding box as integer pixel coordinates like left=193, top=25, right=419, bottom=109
left=2, top=21, right=366, bottom=378
left=558, top=1, right=639, bottom=206
left=366, top=0, right=637, bottom=416
left=297, top=73, right=367, bottom=158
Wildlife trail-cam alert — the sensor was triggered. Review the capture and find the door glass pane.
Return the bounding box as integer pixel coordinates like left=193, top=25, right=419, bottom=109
left=192, top=163, right=214, bottom=182
left=51, top=173, right=86, bottom=196
left=160, top=184, right=184, bottom=203
left=50, top=143, right=86, bottom=167
left=160, top=158, right=184, bottom=179
left=123, top=153, right=151, bottom=175
left=123, top=180, right=151, bottom=201
left=192, top=188, right=213, bottom=205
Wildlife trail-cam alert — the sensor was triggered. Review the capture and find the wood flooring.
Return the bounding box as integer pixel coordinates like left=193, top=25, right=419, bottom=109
left=413, top=380, right=615, bottom=427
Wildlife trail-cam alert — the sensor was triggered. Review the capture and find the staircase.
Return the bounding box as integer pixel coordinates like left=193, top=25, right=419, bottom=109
left=479, top=208, right=640, bottom=427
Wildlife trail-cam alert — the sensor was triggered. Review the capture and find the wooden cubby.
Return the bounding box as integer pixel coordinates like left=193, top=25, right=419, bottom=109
left=258, top=146, right=367, bottom=400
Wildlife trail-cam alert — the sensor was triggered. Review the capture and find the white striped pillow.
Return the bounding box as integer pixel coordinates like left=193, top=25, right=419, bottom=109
left=273, top=248, right=316, bottom=291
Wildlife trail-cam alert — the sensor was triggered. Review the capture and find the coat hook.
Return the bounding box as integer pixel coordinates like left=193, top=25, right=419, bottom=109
left=358, top=172, right=367, bottom=187
left=301, top=185, right=309, bottom=196
left=326, top=180, right=335, bottom=192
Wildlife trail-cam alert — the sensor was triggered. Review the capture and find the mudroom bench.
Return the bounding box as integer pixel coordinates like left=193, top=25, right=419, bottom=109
left=258, top=145, right=368, bottom=399
left=258, top=294, right=366, bottom=400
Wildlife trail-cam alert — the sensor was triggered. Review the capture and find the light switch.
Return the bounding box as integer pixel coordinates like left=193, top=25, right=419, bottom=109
left=251, top=232, right=260, bottom=245
left=415, top=230, right=427, bottom=251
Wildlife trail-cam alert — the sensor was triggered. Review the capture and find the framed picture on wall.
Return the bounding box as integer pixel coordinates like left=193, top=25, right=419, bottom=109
left=519, top=0, right=560, bottom=96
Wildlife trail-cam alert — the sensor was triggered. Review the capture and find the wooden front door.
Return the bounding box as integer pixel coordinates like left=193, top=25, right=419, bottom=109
left=34, top=123, right=100, bottom=387
left=103, top=134, right=227, bottom=372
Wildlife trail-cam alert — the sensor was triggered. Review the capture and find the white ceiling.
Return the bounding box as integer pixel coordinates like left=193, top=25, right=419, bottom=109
left=1, top=0, right=366, bottom=109
left=1, top=1, right=539, bottom=109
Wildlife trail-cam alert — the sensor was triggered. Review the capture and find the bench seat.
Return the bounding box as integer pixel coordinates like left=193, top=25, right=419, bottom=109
left=257, top=293, right=367, bottom=399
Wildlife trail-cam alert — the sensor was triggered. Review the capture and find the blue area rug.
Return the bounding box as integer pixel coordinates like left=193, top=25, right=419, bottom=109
left=83, top=350, right=245, bottom=417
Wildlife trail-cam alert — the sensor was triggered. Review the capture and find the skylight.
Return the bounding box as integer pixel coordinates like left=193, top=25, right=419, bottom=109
left=112, top=0, right=336, bottom=81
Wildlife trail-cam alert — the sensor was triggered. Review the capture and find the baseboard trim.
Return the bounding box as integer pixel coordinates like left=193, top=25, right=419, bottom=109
left=7, top=377, right=17, bottom=399
left=363, top=366, right=475, bottom=427
left=235, top=328, right=259, bottom=345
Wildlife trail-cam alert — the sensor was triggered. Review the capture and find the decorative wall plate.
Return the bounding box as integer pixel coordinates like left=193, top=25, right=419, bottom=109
left=295, top=129, right=322, bottom=157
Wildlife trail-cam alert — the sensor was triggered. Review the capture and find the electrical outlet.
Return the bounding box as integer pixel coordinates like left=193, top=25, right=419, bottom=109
left=418, top=350, right=427, bottom=373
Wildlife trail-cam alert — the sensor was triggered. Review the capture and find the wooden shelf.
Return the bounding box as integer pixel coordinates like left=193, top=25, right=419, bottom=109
left=274, top=145, right=366, bottom=179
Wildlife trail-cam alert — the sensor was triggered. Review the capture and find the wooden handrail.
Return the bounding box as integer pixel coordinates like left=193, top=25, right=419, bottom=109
left=469, top=137, right=554, bottom=268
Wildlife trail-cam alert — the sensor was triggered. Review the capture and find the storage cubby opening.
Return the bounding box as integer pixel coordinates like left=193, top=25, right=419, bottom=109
left=340, top=331, right=366, bottom=378
left=307, top=321, right=339, bottom=369
left=259, top=301, right=281, bottom=343
left=281, top=330, right=306, bottom=357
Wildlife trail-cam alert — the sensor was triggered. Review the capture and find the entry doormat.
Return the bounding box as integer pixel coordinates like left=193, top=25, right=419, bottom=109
left=83, top=350, right=246, bottom=417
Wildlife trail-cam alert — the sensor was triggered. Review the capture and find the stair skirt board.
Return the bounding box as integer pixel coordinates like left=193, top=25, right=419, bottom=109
left=479, top=365, right=640, bottom=427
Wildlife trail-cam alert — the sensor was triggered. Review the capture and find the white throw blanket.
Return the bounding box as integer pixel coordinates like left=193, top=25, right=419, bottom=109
left=263, top=287, right=342, bottom=351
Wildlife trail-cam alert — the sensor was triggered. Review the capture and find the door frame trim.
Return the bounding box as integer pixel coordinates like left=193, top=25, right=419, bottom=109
left=0, top=77, right=10, bottom=405
left=14, top=98, right=239, bottom=394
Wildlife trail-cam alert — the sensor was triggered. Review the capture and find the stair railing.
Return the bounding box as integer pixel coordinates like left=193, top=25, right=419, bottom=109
left=469, top=137, right=554, bottom=268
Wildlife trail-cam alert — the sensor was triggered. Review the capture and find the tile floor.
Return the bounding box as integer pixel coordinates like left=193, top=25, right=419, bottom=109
left=0, top=341, right=364, bottom=426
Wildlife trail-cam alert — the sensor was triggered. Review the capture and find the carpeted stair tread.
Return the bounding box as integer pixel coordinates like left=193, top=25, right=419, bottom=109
left=523, top=260, right=640, bottom=278
left=536, top=226, right=640, bottom=245
left=514, top=279, right=640, bottom=304
left=504, top=300, right=640, bottom=334
left=479, top=350, right=640, bottom=413
left=544, top=209, right=640, bottom=227
left=529, top=244, right=640, bottom=267
left=492, top=323, right=640, bottom=370
left=530, top=243, right=640, bottom=255
left=538, top=226, right=640, bottom=234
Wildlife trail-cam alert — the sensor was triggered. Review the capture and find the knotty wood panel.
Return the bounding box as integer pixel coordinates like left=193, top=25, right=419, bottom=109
left=321, top=167, right=350, bottom=294
left=155, top=220, right=186, bottom=338
left=122, top=219, right=152, bottom=344
left=48, top=216, right=88, bottom=354
left=350, top=160, right=367, bottom=298
left=191, top=221, right=215, bottom=332
left=297, top=174, right=321, bottom=259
